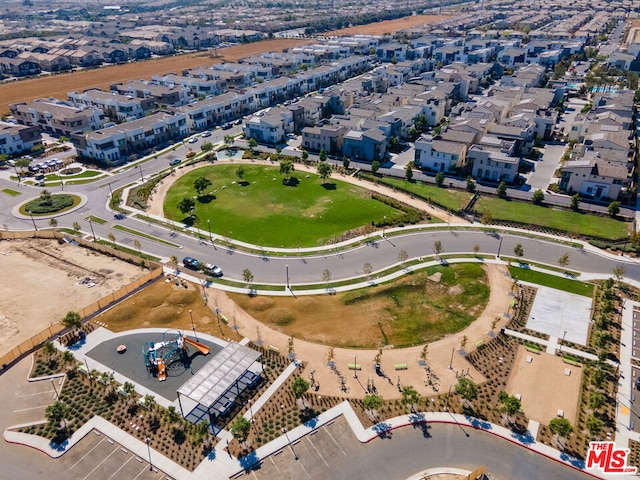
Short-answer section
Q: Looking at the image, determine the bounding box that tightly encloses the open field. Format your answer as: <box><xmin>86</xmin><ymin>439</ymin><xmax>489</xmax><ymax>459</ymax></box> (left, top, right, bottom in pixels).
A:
<box><xmin>324</xmin><ymin>14</ymin><xmax>448</xmax><ymax>36</ymax></box>
<box><xmin>0</xmin><ymin>238</ymin><xmax>148</xmax><ymax>358</ymax></box>
<box><xmin>0</xmin><ymin>39</ymin><xmax>308</xmax><ymax>114</ymax></box>
<box><xmin>229</xmin><ymin>263</ymin><xmax>490</xmax><ymax>348</ymax></box>
<box><xmin>509</xmin><ymin>266</ymin><xmax>595</xmax><ymax>297</ymax></box>
<box><xmin>163</xmin><ymin>164</ymin><xmax>405</xmax><ymax>247</ymax></box>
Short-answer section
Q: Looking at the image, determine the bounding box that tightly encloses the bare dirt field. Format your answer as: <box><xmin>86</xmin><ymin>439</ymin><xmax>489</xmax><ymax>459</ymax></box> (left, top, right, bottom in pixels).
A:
<box><xmin>505</xmin><ymin>345</ymin><xmax>582</xmax><ymax>425</ymax></box>
<box><xmin>0</xmin><ymin>238</ymin><xmax>148</xmax><ymax>358</ymax></box>
<box><xmin>0</xmin><ymin>39</ymin><xmax>308</xmax><ymax>114</ymax></box>
<box><xmin>325</xmin><ymin>14</ymin><xmax>448</xmax><ymax>36</ymax></box>
<box><xmin>0</xmin><ymin>14</ymin><xmax>448</xmax><ymax>114</ymax></box>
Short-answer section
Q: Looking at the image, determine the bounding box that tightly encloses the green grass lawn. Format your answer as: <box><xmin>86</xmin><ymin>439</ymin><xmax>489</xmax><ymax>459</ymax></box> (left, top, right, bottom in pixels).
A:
<box><xmin>360</xmin><ymin>174</ymin><xmax>473</xmax><ymax>211</ymax></box>
<box><xmin>1</xmin><ymin>188</ymin><xmax>20</xmax><ymax>196</ymax></box>
<box><xmin>85</xmin><ymin>215</ymin><xmax>108</xmax><ymax>225</ymax></box>
<box><xmin>509</xmin><ymin>266</ymin><xmax>595</xmax><ymax>297</ymax></box>
<box><xmin>476</xmin><ymin>197</ymin><xmax>629</xmax><ymax>240</ymax></box>
<box><xmin>46</xmin><ymin>170</ymin><xmax>103</xmax><ymax>181</ymax></box>
<box><xmin>164</xmin><ymin>165</ymin><xmax>405</xmax><ymax>247</ymax></box>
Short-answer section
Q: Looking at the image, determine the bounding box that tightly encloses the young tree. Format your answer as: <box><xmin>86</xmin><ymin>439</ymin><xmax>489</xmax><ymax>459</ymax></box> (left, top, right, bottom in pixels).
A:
<box><xmin>322</xmin><ymin>269</ymin><xmax>331</xmax><ymax>284</ymax></box>
<box><xmin>558</xmin><ymin>252</ymin><xmax>570</xmax><ymax>270</ymax></box>
<box><xmin>235</xmin><ymin>166</ymin><xmax>245</xmax><ymax>181</ymax></box>
<box><xmin>363</xmin><ymin>262</ymin><xmax>373</xmax><ymax>277</ymax></box>
<box><xmin>549</xmin><ymin>417</ymin><xmax>573</xmax><ymax>448</ymax></box>
<box><xmin>301</xmin><ymin>149</ymin><xmax>309</xmax><ymax>164</ymax></box>
<box><xmin>223</xmin><ymin>134</ymin><xmax>234</xmax><ymax>146</ymax></box>
<box><xmin>107</xmin><ymin>232</ymin><xmax>115</xmax><ymax>243</ymax></box>
<box><xmin>586</xmin><ymin>415</ymin><xmax>604</xmax><ymax>437</ymax></box>
<box><xmin>363</xmin><ymin>394</ymin><xmax>383</xmax><ymax>412</ymax></box>
<box><xmin>201</xmin><ymin>142</ymin><xmax>213</xmax><ymax>152</ymax></box>
<box><xmin>480</xmin><ymin>209</ymin><xmax>493</xmax><ymax>225</ymax></box>
<box><xmin>178</xmin><ymin>197</ymin><xmax>196</xmax><ymax>216</ymax></box>
<box><xmin>318</xmin><ymin>148</ymin><xmax>328</xmax><ymax>162</ymax></box>
<box><xmin>589</xmin><ymin>392</ymin><xmax>605</xmax><ymax>412</ymax></box>
<box><xmin>435</xmin><ymin>171</ymin><xmax>445</xmax><ymax>187</ymax></box>
<box><xmin>532</xmin><ymin>189</ymin><xmax>544</xmax><ymax>205</ymax></box>
<box><xmin>513</xmin><ymin>243</ymin><xmax>524</xmax><ymax>258</ymax></box>
<box><xmin>279</xmin><ymin>158</ymin><xmax>294</xmax><ymax>183</ymax></box>
<box><xmin>72</xmin><ymin>221</ymin><xmax>81</xmax><ymax>232</ymax></box>
<box><xmin>317</xmin><ymin>161</ymin><xmax>331</xmax><ymax>184</ymax></box>
<box><xmin>62</xmin><ymin>311</ymin><xmax>82</xmax><ymax>330</ymax></box>
<box><xmin>608</xmin><ymin>201</ymin><xmax>621</xmax><ymax>217</ymax></box>
<box><xmin>433</xmin><ymin>240</ymin><xmax>443</xmax><ymax>258</ymax></box>
<box><xmin>473</xmin><ymin>244</ymin><xmax>480</xmax><ymax>255</ymax></box>
<box><xmin>404</xmin><ymin>163</ymin><xmax>413</xmax><ymax>182</ymax></box>
<box><xmin>133</xmin><ymin>239</ymin><xmax>142</xmax><ymax>253</ymax></box>
<box><xmin>342</xmin><ymin>155</ymin><xmax>350</xmax><ymax>170</ymax></box>
<box><xmin>613</xmin><ymin>265</ymin><xmax>626</xmax><ymax>281</ymax></box>
<box><xmin>371</xmin><ymin>160</ymin><xmax>380</xmax><ymax>174</ymax></box>
<box><xmin>460</xmin><ymin>335</ymin><xmax>468</xmax><ymax>351</ymax></box>
<box><xmin>401</xmin><ymin>386</ymin><xmax>420</xmax><ymax>412</ymax></box>
<box><xmin>397</xmin><ymin>249</ymin><xmax>409</xmax><ymax>264</ymax></box>
<box><xmin>242</xmin><ymin>269</ymin><xmax>254</xmax><ymax>285</ymax></box>
<box><xmin>247</xmin><ymin>137</ymin><xmax>258</xmax><ymax>153</ymax></box>
<box><xmin>466</xmin><ymin>175</ymin><xmax>476</xmax><ymax>192</ymax></box>
<box><xmin>497</xmin><ymin>181</ymin><xmax>507</xmax><ymax>198</ymax></box>
<box><xmin>45</xmin><ymin>401</ymin><xmax>68</xmax><ymax>430</ymax></box>
<box><xmin>194</xmin><ymin>176</ymin><xmax>212</xmax><ymax>196</ymax></box>
<box><xmin>498</xmin><ymin>391</ymin><xmax>521</xmax><ymax>425</ymax></box>
<box><xmin>49</xmin><ymin>217</ymin><xmax>58</xmax><ymax>228</ymax></box>
<box><xmin>570</xmin><ymin>193</ymin><xmax>580</xmax><ymax>211</ymax></box>
<box><xmin>231</xmin><ymin>417</ymin><xmax>251</xmax><ymax>447</ymax></box>
<box><xmin>291</xmin><ymin>377</ymin><xmax>310</xmax><ymax>408</ymax></box>
<box><xmin>455</xmin><ymin>377</ymin><xmax>478</xmax><ymax>402</ymax></box>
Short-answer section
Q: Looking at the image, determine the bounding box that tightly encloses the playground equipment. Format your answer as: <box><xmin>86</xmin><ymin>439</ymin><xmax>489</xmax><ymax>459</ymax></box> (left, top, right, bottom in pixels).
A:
<box><xmin>143</xmin><ymin>330</ymin><xmax>209</xmax><ymax>382</ymax></box>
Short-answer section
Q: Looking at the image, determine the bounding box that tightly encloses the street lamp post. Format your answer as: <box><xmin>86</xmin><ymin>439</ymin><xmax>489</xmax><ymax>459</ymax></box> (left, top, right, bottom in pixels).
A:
<box><xmin>107</xmin><ymin>182</ymin><xmax>114</xmax><ymax>198</ymax></box>
<box><xmin>58</xmin><ymin>172</ymin><xmax>63</xmax><ymax>191</ymax></box>
<box><xmin>382</xmin><ymin>215</ymin><xmax>386</xmax><ymax>237</ymax></box>
<box><xmin>138</xmin><ymin>164</ymin><xmax>144</xmax><ymax>182</ymax></box>
<box><xmin>189</xmin><ymin>309</ymin><xmax>198</xmax><ymax>341</ymax></box>
<box><xmin>87</xmin><ymin>219</ymin><xmax>96</xmax><ymax>241</ymax></box>
<box><xmin>51</xmin><ymin>379</ymin><xmax>59</xmax><ymax>400</ymax></box>
<box><xmin>497</xmin><ymin>235</ymin><xmax>503</xmax><ymax>258</ymax></box>
<box><xmin>445</xmin><ymin>384</ymin><xmax>452</xmax><ymax>412</ymax></box>
<box><xmin>145</xmin><ymin>437</ymin><xmax>153</xmax><ymax>471</ymax></box>
<box><xmin>353</xmin><ymin>354</ymin><xmax>357</xmax><ymax>379</ymax></box>
<box><xmin>282</xmin><ymin>427</ymin><xmax>298</xmax><ymax>460</ymax></box>
<box><xmin>207</xmin><ymin>219</ymin><xmax>213</xmax><ymax>243</ymax></box>
<box><xmin>28</xmin><ymin>210</ymin><xmax>38</xmax><ymax>231</ymax></box>
<box><xmin>248</xmin><ymin>400</ymin><xmax>259</xmax><ymax>440</ymax></box>
<box><xmin>448</xmin><ymin>347</ymin><xmax>455</xmax><ymax>370</ymax></box>
<box><xmin>285</xmin><ymin>264</ymin><xmax>289</xmax><ymax>290</ymax></box>
<box><xmin>559</xmin><ymin>330</ymin><xmax>567</xmax><ymax>353</ymax></box>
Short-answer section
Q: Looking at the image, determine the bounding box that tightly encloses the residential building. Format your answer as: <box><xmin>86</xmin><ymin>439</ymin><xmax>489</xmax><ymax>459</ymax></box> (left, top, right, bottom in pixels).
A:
<box><xmin>0</xmin><ymin>123</ymin><xmax>42</xmax><ymax>155</ymax></box>
<box><xmin>10</xmin><ymin>99</ymin><xmax>106</xmax><ymax>137</ymax></box>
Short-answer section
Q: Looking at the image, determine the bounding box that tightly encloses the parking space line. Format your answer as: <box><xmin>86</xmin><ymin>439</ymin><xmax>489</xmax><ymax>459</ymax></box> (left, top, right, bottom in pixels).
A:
<box><xmin>298</xmin><ymin>458</ymin><xmax>311</xmax><ymax>479</ymax></box>
<box><xmin>323</xmin><ymin>426</ymin><xmax>347</xmax><ymax>456</ymax></box>
<box><xmin>16</xmin><ymin>390</ymin><xmax>55</xmax><ymax>398</ymax></box>
<box><xmin>269</xmin><ymin>456</ymin><xmax>281</xmax><ymax>473</ymax></box>
<box><xmin>132</xmin><ymin>463</ymin><xmax>150</xmax><ymax>480</ymax></box>
<box><xmin>306</xmin><ymin>437</ymin><xmax>329</xmax><ymax>467</ymax></box>
<box><xmin>106</xmin><ymin>455</ymin><xmax>134</xmax><ymax>480</ymax></box>
<box><xmin>13</xmin><ymin>405</ymin><xmax>47</xmax><ymax>413</ymax></box>
<box><xmin>70</xmin><ymin>438</ymin><xmax>106</xmax><ymax>470</ymax></box>
<box><xmin>80</xmin><ymin>445</ymin><xmax>120</xmax><ymax>480</ymax></box>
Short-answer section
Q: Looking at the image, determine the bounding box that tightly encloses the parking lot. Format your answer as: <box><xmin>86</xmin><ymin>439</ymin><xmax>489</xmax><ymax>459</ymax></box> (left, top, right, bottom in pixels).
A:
<box><xmin>56</xmin><ymin>429</ymin><xmax>172</xmax><ymax>480</ymax></box>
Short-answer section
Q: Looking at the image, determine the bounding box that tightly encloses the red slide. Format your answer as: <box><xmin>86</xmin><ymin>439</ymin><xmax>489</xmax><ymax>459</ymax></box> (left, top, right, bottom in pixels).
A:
<box><xmin>184</xmin><ymin>337</ymin><xmax>210</xmax><ymax>355</ymax></box>
<box><xmin>157</xmin><ymin>358</ymin><xmax>166</xmax><ymax>382</ymax></box>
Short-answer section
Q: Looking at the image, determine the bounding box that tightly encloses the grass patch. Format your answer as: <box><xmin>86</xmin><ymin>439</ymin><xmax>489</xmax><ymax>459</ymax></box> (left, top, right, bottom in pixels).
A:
<box><xmin>164</xmin><ymin>165</ymin><xmax>405</xmax><ymax>247</ymax></box>
<box><xmin>501</xmin><ymin>256</ymin><xmax>580</xmax><ymax>277</ymax></box>
<box><xmin>112</xmin><ymin>225</ymin><xmax>181</xmax><ymax>248</ymax></box>
<box><xmin>85</xmin><ymin>215</ymin><xmax>108</xmax><ymax>225</ymax></box>
<box><xmin>46</xmin><ymin>170</ymin><xmax>102</xmax><ymax>181</ymax></box>
<box><xmin>20</xmin><ymin>193</ymin><xmax>79</xmax><ymax>215</ymax></box>
<box><xmin>359</xmin><ymin>173</ymin><xmax>473</xmax><ymax>211</ymax></box>
<box><xmin>475</xmin><ymin>197</ymin><xmax>629</xmax><ymax>240</ymax></box>
<box><xmin>230</xmin><ymin>263</ymin><xmax>490</xmax><ymax>348</ymax></box>
<box><xmin>509</xmin><ymin>266</ymin><xmax>594</xmax><ymax>297</ymax></box>
<box><xmin>2</xmin><ymin>188</ymin><xmax>20</xmax><ymax>196</ymax></box>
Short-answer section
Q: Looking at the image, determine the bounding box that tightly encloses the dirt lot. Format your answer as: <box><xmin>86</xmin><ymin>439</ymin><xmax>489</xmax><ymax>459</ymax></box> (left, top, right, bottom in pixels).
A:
<box><xmin>0</xmin><ymin>39</ymin><xmax>308</xmax><ymax>114</ymax></box>
<box><xmin>325</xmin><ymin>14</ymin><xmax>448</xmax><ymax>36</ymax></box>
<box><xmin>0</xmin><ymin>238</ymin><xmax>148</xmax><ymax>358</ymax></box>
<box><xmin>505</xmin><ymin>345</ymin><xmax>582</xmax><ymax>425</ymax></box>
<box><xmin>0</xmin><ymin>14</ymin><xmax>448</xmax><ymax>114</ymax></box>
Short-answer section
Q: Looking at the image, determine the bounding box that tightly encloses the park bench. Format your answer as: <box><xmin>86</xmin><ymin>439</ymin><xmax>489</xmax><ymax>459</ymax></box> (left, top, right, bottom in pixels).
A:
<box><xmin>525</xmin><ymin>344</ymin><xmax>542</xmax><ymax>354</ymax></box>
<box><xmin>347</xmin><ymin>363</ymin><xmax>361</xmax><ymax>371</ymax></box>
<box><xmin>562</xmin><ymin>356</ymin><xmax>581</xmax><ymax>367</ymax></box>
<box><xmin>475</xmin><ymin>340</ymin><xmax>485</xmax><ymax>348</ymax></box>
<box><xmin>268</xmin><ymin>345</ymin><xmax>280</xmax><ymax>353</ymax></box>
<box><xmin>394</xmin><ymin>363</ymin><xmax>408</xmax><ymax>371</ymax></box>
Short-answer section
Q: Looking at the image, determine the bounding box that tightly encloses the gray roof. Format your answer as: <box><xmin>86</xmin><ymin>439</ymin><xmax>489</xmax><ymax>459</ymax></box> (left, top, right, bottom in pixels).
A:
<box><xmin>177</xmin><ymin>342</ymin><xmax>261</xmax><ymax>408</ymax></box>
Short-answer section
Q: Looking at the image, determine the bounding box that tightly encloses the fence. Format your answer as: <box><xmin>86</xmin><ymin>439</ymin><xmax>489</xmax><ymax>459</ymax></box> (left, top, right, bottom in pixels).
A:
<box><xmin>0</xmin><ymin>232</ymin><xmax>164</xmax><ymax>372</ymax></box>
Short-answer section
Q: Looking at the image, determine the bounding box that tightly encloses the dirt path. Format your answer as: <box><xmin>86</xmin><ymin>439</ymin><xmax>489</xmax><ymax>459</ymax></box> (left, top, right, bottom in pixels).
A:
<box><xmin>209</xmin><ymin>262</ymin><xmax>513</xmax><ymax>400</ymax></box>
<box><xmin>324</xmin><ymin>14</ymin><xmax>448</xmax><ymax>36</ymax></box>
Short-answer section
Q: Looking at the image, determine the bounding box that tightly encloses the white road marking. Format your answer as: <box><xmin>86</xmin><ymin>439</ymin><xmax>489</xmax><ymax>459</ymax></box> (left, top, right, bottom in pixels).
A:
<box><xmin>106</xmin><ymin>455</ymin><xmax>134</xmax><ymax>480</ymax></box>
<box><xmin>69</xmin><ymin>438</ymin><xmax>106</xmax><ymax>470</ymax></box>
<box><xmin>307</xmin><ymin>436</ymin><xmax>329</xmax><ymax>467</ymax></box>
<box><xmin>80</xmin><ymin>445</ymin><xmax>120</xmax><ymax>480</ymax></box>
<box><xmin>323</xmin><ymin>426</ymin><xmax>347</xmax><ymax>456</ymax></box>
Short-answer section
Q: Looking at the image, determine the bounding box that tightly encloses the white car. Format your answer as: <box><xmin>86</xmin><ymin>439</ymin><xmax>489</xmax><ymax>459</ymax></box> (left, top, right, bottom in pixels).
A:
<box><xmin>204</xmin><ymin>263</ymin><xmax>223</xmax><ymax>277</ymax></box>
<box><xmin>188</xmin><ymin>137</ymin><xmax>198</xmax><ymax>144</ymax></box>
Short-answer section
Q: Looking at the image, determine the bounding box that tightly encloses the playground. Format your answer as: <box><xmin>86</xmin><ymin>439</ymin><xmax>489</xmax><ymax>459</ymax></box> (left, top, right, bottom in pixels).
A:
<box><xmin>86</xmin><ymin>331</ymin><xmax>222</xmax><ymax>402</ymax></box>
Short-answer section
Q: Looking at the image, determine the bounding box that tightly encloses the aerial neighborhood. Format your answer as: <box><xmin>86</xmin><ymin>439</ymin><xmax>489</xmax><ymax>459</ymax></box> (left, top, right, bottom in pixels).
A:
<box><xmin>2</xmin><ymin>0</ymin><xmax>640</xmax><ymax>479</ymax></box>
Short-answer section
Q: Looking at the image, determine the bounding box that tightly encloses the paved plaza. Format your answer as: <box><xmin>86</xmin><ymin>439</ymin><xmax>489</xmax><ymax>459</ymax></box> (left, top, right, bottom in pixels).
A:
<box><xmin>525</xmin><ymin>285</ymin><xmax>593</xmax><ymax>346</ymax></box>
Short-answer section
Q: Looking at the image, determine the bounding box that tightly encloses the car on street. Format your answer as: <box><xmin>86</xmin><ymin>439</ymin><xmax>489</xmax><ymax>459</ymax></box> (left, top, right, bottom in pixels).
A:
<box><xmin>169</xmin><ymin>158</ymin><xmax>181</xmax><ymax>166</ymax></box>
<box><xmin>221</xmin><ymin>122</ymin><xmax>232</xmax><ymax>130</ymax></box>
<box><xmin>182</xmin><ymin>257</ymin><xmax>200</xmax><ymax>270</ymax></box>
<box><xmin>202</xmin><ymin>131</ymin><xmax>211</xmax><ymax>137</ymax></box>
<box><xmin>188</xmin><ymin>137</ymin><xmax>198</xmax><ymax>144</ymax></box>
<box><xmin>203</xmin><ymin>263</ymin><xmax>223</xmax><ymax>277</ymax></box>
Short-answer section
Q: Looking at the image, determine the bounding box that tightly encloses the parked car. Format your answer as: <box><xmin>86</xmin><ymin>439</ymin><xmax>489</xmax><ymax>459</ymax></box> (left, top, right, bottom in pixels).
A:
<box><xmin>203</xmin><ymin>263</ymin><xmax>223</xmax><ymax>277</ymax></box>
<box><xmin>188</xmin><ymin>137</ymin><xmax>198</xmax><ymax>144</ymax></box>
<box><xmin>202</xmin><ymin>131</ymin><xmax>212</xmax><ymax>137</ymax></box>
<box><xmin>182</xmin><ymin>257</ymin><xmax>200</xmax><ymax>270</ymax></box>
